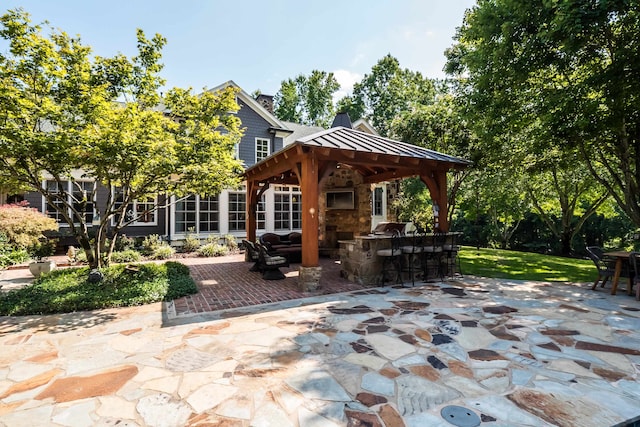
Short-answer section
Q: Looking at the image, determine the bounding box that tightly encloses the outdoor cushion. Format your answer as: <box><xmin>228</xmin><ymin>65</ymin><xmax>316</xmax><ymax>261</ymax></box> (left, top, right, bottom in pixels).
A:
<box><xmin>377</xmin><ymin>248</ymin><xmax>402</xmax><ymax>257</ymax></box>
<box><xmin>265</xmin><ymin>256</ymin><xmax>288</xmax><ymax>265</ymax></box>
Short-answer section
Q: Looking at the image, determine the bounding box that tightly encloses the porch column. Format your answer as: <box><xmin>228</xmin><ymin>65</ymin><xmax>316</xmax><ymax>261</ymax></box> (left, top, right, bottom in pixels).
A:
<box><xmin>300</xmin><ymin>153</ymin><xmax>319</xmax><ymax>266</ymax></box>
<box><xmin>299</xmin><ymin>151</ymin><xmax>321</xmax><ymax>291</ymax></box>
<box><xmin>246</xmin><ymin>179</ymin><xmax>257</xmax><ymax>243</ymax></box>
<box><xmin>420</xmin><ymin>170</ymin><xmax>449</xmax><ymax>232</ymax></box>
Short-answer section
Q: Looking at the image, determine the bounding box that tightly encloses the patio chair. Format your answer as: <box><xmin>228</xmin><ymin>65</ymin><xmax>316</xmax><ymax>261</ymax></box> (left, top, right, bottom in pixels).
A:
<box><xmin>377</xmin><ymin>230</ymin><xmax>403</xmax><ymax>286</ymax></box>
<box><xmin>256</xmin><ymin>243</ymin><xmax>289</xmax><ymax>280</ymax></box>
<box><xmin>242</xmin><ymin>240</ymin><xmax>261</xmax><ymax>272</ymax></box>
<box><xmin>443</xmin><ymin>233</ymin><xmax>462</xmax><ymax>278</ymax></box>
<box><xmin>401</xmin><ymin>229</ymin><xmax>425</xmax><ymax>287</ymax></box>
<box><xmin>422</xmin><ymin>232</ymin><xmax>446</xmax><ymax>281</ymax></box>
<box><xmin>629</xmin><ymin>251</ymin><xmax>640</xmax><ymax>301</ymax></box>
<box><xmin>586</xmin><ymin>246</ymin><xmax>617</xmax><ymax>290</ymax></box>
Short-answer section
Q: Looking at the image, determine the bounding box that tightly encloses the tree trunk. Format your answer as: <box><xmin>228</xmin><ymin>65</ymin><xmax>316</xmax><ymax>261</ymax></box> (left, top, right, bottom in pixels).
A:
<box><xmin>560</xmin><ymin>230</ymin><xmax>573</xmax><ymax>256</ymax></box>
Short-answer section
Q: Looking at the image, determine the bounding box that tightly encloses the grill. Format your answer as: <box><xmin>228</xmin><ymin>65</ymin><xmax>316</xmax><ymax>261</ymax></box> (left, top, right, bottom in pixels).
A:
<box><xmin>371</xmin><ymin>222</ymin><xmax>414</xmax><ymax>236</ymax></box>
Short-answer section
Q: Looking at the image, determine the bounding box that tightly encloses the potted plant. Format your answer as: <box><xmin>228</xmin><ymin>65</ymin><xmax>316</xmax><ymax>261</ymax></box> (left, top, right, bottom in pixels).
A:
<box><xmin>28</xmin><ymin>239</ymin><xmax>57</xmax><ymax>278</ymax></box>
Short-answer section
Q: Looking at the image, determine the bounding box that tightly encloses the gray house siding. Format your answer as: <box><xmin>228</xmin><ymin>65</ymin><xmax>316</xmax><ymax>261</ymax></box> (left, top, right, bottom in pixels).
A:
<box><xmin>20</xmin><ymin>182</ymin><xmax>166</xmax><ymax>240</ymax></box>
<box><xmin>236</xmin><ymin>99</ymin><xmax>284</xmax><ymax>166</ymax></box>
<box><xmin>23</xmin><ymin>191</ymin><xmax>41</xmax><ymax>209</ymax></box>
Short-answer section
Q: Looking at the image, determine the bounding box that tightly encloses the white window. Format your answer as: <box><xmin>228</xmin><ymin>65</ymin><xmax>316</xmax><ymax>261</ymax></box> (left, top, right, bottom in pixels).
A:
<box><xmin>373</xmin><ymin>186</ymin><xmax>384</xmax><ymax>216</ymax></box>
<box><xmin>175</xmin><ymin>195</ymin><xmax>196</xmax><ymax>233</ymax></box>
<box><xmin>44</xmin><ymin>180</ymin><xmax>68</xmax><ymax>223</ymax></box>
<box><xmin>256</xmin><ymin>195</ymin><xmax>266</xmax><ymax>231</ymax></box>
<box><xmin>255</xmin><ymin>138</ymin><xmax>270</xmax><ymax>163</ymax></box>
<box><xmin>198</xmin><ymin>195</ymin><xmax>219</xmax><ymax>233</ymax></box>
<box><xmin>228</xmin><ymin>192</ymin><xmax>246</xmax><ymax>231</ymax></box>
<box><xmin>113</xmin><ymin>188</ymin><xmax>157</xmax><ymax>226</ymax></box>
<box><xmin>174</xmin><ymin>195</ymin><xmax>219</xmax><ymax>233</ymax></box>
<box><xmin>44</xmin><ymin>180</ymin><xmax>95</xmax><ymax>225</ymax></box>
<box><xmin>274</xmin><ymin>186</ymin><xmax>302</xmax><ymax>231</ymax></box>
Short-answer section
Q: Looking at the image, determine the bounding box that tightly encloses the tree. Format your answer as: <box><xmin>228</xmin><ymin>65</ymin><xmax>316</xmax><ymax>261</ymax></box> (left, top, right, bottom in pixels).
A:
<box><xmin>390</xmin><ymin>88</ymin><xmax>477</xmax><ymax>226</ymax></box>
<box><xmin>456</xmin><ymin>168</ymin><xmax>530</xmax><ymax>249</ymax></box>
<box><xmin>335</xmin><ymin>95</ymin><xmax>365</xmax><ymax>126</ymax></box>
<box><xmin>446</xmin><ymin>0</ymin><xmax>640</xmax><ymax>228</ymax></box>
<box><xmin>0</xmin><ymin>9</ymin><xmax>244</xmax><ymax>270</ymax></box>
<box><xmin>273</xmin><ymin>78</ymin><xmax>300</xmax><ymax>123</ymax></box>
<box><xmin>273</xmin><ymin>70</ymin><xmax>339</xmax><ymax>127</ymax></box>
<box><xmin>350</xmin><ymin>54</ymin><xmax>436</xmax><ymax>137</ymax></box>
<box><xmin>523</xmin><ymin>151</ymin><xmax>610</xmax><ymax>255</ymax></box>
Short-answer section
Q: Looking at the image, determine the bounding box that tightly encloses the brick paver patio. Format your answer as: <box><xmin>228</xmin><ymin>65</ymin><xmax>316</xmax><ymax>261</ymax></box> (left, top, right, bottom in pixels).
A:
<box><xmin>175</xmin><ymin>253</ymin><xmax>366</xmax><ymax>315</ymax></box>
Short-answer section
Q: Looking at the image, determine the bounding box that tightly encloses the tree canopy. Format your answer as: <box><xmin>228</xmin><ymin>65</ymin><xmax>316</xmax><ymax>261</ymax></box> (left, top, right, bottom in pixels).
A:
<box><xmin>350</xmin><ymin>54</ymin><xmax>436</xmax><ymax>137</ymax></box>
<box><xmin>0</xmin><ymin>9</ymin><xmax>244</xmax><ymax>269</ymax></box>
<box><xmin>446</xmin><ymin>0</ymin><xmax>640</xmax><ymax>228</ymax></box>
<box><xmin>273</xmin><ymin>70</ymin><xmax>340</xmax><ymax>127</ymax></box>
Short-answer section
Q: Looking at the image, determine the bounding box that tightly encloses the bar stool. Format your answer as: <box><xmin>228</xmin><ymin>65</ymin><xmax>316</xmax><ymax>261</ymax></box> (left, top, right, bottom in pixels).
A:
<box><xmin>401</xmin><ymin>229</ymin><xmax>424</xmax><ymax>286</ymax></box>
<box><xmin>443</xmin><ymin>233</ymin><xmax>462</xmax><ymax>278</ymax></box>
<box><xmin>422</xmin><ymin>232</ymin><xmax>445</xmax><ymax>281</ymax></box>
<box><xmin>377</xmin><ymin>231</ymin><xmax>403</xmax><ymax>285</ymax></box>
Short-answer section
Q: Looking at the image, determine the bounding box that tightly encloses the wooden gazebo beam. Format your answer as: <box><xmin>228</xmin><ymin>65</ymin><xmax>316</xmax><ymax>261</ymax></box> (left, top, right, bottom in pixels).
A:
<box><xmin>420</xmin><ymin>170</ymin><xmax>449</xmax><ymax>232</ymax></box>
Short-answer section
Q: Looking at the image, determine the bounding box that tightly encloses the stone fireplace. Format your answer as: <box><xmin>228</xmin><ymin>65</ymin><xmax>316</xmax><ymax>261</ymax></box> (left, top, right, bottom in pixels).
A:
<box><xmin>318</xmin><ymin>168</ymin><xmax>370</xmax><ymax>255</ymax></box>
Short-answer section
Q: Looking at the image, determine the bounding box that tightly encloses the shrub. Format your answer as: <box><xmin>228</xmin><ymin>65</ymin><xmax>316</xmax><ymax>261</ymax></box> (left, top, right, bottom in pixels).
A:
<box><xmin>0</xmin><ymin>233</ymin><xmax>30</xmax><ymax>268</ymax></box>
<box><xmin>206</xmin><ymin>234</ymin><xmax>220</xmax><ymax>245</ymax></box>
<box><xmin>0</xmin><ymin>204</ymin><xmax>58</xmax><ymax>249</ymax></box>
<box><xmin>114</xmin><ymin>234</ymin><xmax>136</xmax><ymax>252</ymax></box>
<box><xmin>30</xmin><ymin>239</ymin><xmax>56</xmax><ymax>261</ymax></box>
<box><xmin>75</xmin><ymin>250</ymin><xmax>88</xmax><ymax>263</ymax></box>
<box><xmin>182</xmin><ymin>228</ymin><xmax>201</xmax><ymax>253</ymax></box>
<box><xmin>141</xmin><ymin>234</ymin><xmax>163</xmax><ymax>255</ymax></box>
<box><xmin>0</xmin><ymin>261</ymin><xmax>197</xmax><ymax>315</ymax></box>
<box><xmin>224</xmin><ymin>234</ymin><xmax>238</xmax><ymax>251</ymax></box>
<box><xmin>152</xmin><ymin>245</ymin><xmax>175</xmax><ymax>260</ymax></box>
<box><xmin>110</xmin><ymin>250</ymin><xmax>142</xmax><ymax>263</ymax></box>
<box><xmin>197</xmin><ymin>243</ymin><xmax>228</xmax><ymax>257</ymax></box>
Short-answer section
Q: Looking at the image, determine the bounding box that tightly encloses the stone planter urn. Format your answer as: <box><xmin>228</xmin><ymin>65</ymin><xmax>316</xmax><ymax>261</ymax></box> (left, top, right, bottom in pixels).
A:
<box><xmin>28</xmin><ymin>260</ymin><xmax>57</xmax><ymax>278</ymax></box>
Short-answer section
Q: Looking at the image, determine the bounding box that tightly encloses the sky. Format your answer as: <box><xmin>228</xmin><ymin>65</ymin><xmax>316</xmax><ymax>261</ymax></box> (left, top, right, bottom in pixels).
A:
<box><xmin>2</xmin><ymin>1</ymin><xmax>476</xmax><ymax>99</ymax></box>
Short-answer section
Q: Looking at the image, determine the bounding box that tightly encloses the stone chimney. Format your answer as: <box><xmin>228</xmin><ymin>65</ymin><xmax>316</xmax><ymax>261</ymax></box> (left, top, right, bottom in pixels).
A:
<box><xmin>331</xmin><ymin>112</ymin><xmax>352</xmax><ymax>129</ymax></box>
<box><xmin>256</xmin><ymin>94</ymin><xmax>274</xmax><ymax>113</ymax></box>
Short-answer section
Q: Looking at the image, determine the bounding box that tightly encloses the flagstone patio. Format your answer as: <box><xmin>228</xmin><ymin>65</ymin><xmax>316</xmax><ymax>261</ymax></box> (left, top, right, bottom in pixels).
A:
<box><xmin>1</xmin><ymin>255</ymin><xmax>640</xmax><ymax>426</ymax></box>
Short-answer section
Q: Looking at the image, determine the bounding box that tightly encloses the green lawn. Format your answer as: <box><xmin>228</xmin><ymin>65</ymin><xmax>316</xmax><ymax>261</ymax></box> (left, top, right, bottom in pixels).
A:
<box><xmin>458</xmin><ymin>246</ymin><xmax>596</xmax><ymax>283</ymax></box>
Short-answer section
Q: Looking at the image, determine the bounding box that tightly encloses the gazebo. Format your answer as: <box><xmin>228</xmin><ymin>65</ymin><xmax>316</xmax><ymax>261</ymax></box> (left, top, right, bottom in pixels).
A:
<box><xmin>243</xmin><ymin>126</ymin><xmax>471</xmax><ymax>288</ymax></box>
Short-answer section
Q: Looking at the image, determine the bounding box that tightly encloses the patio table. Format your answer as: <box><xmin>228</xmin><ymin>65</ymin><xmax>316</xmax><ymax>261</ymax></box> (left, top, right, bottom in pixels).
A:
<box><xmin>604</xmin><ymin>250</ymin><xmax>633</xmax><ymax>295</ymax></box>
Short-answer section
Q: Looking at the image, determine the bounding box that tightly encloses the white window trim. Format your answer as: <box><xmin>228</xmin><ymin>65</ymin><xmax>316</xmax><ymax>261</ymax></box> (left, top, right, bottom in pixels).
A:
<box><xmin>42</xmin><ymin>179</ymin><xmax>96</xmax><ymax>227</ymax></box>
<box><xmin>114</xmin><ymin>197</ymin><xmax>159</xmax><ymax>227</ymax></box>
<box><xmin>371</xmin><ymin>184</ymin><xmax>388</xmax><ymax>231</ymax></box>
<box><xmin>255</xmin><ymin>137</ymin><xmax>270</xmax><ymax>163</ymax></box>
<box><xmin>227</xmin><ymin>190</ymin><xmax>247</xmax><ymax>233</ymax></box>
<box><xmin>273</xmin><ymin>185</ymin><xmax>302</xmax><ymax>232</ymax></box>
<box><xmin>170</xmin><ymin>194</ymin><xmax>220</xmax><ymax>238</ymax></box>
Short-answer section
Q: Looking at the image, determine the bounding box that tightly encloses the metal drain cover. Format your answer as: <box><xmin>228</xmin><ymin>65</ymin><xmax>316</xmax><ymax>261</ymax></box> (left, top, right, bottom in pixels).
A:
<box><xmin>440</xmin><ymin>405</ymin><xmax>481</xmax><ymax>427</ymax></box>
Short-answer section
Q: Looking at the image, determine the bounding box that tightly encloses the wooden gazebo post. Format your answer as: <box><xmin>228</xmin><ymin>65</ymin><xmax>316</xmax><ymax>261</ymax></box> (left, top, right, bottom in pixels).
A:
<box><xmin>298</xmin><ymin>150</ymin><xmax>322</xmax><ymax>291</ymax></box>
<box><xmin>246</xmin><ymin>180</ymin><xmax>258</xmax><ymax>244</ymax></box>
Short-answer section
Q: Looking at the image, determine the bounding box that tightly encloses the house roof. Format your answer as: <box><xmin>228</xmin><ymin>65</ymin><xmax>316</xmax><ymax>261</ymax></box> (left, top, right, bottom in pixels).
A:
<box><xmin>352</xmin><ymin>118</ymin><xmax>378</xmax><ymax>135</ymax></box>
<box><xmin>282</xmin><ymin>121</ymin><xmax>325</xmax><ymax>146</ymax></box>
<box><xmin>207</xmin><ymin>80</ymin><xmax>291</xmax><ymax>133</ymax></box>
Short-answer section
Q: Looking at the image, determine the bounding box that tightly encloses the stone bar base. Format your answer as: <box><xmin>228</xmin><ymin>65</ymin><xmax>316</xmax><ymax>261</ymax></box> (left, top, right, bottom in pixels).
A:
<box><xmin>299</xmin><ymin>266</ymin><xmax>322</xmax><ymax>292</ymax></box>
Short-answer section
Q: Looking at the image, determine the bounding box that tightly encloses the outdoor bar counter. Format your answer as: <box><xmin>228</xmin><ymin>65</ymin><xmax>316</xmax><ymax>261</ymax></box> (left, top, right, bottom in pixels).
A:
<box><xmin>339</xmin><ymin>232</ymin><xmax>460</xmax><ymax>286</ymax></box>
